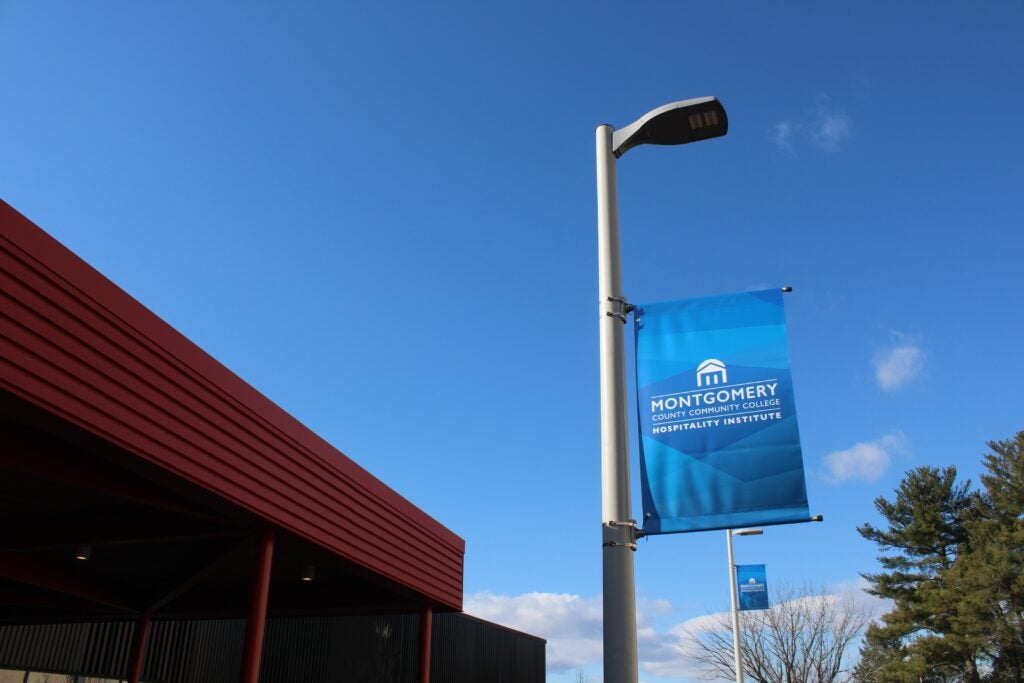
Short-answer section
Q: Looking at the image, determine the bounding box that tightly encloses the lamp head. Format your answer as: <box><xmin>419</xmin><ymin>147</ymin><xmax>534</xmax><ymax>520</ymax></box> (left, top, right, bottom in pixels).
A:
<box><xmin>612</xmin><ymin>97</ymin><xmax>728</xmax><ymax>158</ymax></box>
<box><xmin>732</xmin><ymin>528</ymin><xmax>763</xmax><ymax>537</ymax></box>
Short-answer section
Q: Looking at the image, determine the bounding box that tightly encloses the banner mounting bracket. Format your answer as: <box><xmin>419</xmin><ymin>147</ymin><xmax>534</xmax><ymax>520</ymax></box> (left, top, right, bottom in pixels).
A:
<box><xmin>603</xmin><ymin>541</ymin><xmax>638</xmax><ymax>551</ymax></box>
<box><xmin>605</xmin><ymin>296</ymin><xmax>635</xmax><ymax>324</ymax></box>
<box><xmin>603</xmin><ymin>519</ymin><xmax>641</xmax><ymax>550</ymax></box>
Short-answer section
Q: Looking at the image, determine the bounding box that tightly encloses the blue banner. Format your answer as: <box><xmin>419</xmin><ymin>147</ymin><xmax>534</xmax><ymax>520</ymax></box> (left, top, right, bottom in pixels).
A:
<box><xmin>634</xmin><ymin>289</ymin><xmax>809</xmax><ymax>534</ymax></box>
<box><xmin>736</xmin><ymin>564</ymin><xmax>769</xmax><ymax>611</ymax></box>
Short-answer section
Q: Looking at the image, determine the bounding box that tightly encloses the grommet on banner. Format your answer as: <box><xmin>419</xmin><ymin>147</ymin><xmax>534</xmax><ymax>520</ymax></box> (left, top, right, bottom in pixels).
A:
<box><xmin>781</xmin><ymin>286</ymin><xmax>793</xmax><ymax>293</ymax></box>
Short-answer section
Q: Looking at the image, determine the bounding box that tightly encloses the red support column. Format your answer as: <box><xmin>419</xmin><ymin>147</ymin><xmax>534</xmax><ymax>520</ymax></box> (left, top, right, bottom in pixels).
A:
<box><xmin>418</xmin><ymin>603</ymin><xmax>433</xmax><ymax>683</ymax></box>
<box><xmin>127</xmin><ymin>611</ymin><xmax>152</xmax><ymax>683</ymax></box>
<box><xmin>240</xmin><ymin>528</ymin><xmax>275</xmax><ymax>683</ymax></box>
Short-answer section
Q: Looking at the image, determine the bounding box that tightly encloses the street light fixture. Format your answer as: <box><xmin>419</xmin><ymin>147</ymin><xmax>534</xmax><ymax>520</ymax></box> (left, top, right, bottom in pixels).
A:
<box><xmin>595</xmin><ymin>97</ymin><xmax>728</xmax><ymax>683</ymax></box>
<box><xmin>612</xmin><ymin>97</ymin><xmax>729</xmax><ymax>158</ymax></box>
<box><xmin>727</xmin><ymin>528</ymin><xmax>763</xmax><ymax>683</ymax></box>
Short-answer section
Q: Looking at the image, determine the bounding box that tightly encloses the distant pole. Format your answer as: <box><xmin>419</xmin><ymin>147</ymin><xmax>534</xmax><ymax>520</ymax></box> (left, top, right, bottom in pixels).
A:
<box><xmin>596</xmin><ymin>123</ymin><xmax>639</xmax><ymax>683</ymax></box>
<box><xmin>727</xmin><ymin>530</ymin><xmax>744</xmax><ymax>683</ymax></box>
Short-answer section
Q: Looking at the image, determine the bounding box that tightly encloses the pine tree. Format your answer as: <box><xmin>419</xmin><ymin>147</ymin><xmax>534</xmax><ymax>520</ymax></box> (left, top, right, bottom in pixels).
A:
<box><xmin>852</xmin><ymin>624</ymin><xmax>904</xmax><ymax>682</ymax></box>
<box><xmin>853</xmin><ymin>623</ymin><xmax>961</xmax><ymax>683</ymax></box>
<box><xmin>858</xmin><ymin>466</ymin><xmax>981</xmax><ymax>681</ymax></box>
<box><xmin>949</xmin><ymin>433</ymin><xmax>1024</xmax><ymax>681</ymax></box>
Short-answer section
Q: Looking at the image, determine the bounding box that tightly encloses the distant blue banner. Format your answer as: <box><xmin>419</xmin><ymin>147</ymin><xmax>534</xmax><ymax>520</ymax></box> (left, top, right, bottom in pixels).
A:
<box><xmin>634</xmin><ymin>289</ymin><xmax>809</xmax><ymax>534</ymax></box>
<box><xmin>736</xmin><ymin>564</ymin><xmax>769</xmax><ymax>611</ymax></box>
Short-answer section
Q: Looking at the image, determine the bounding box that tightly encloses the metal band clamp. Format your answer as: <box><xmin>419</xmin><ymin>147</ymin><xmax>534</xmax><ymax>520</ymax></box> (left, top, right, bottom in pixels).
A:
<box><xmin>604</xmin><ymin>296</ymin><xmax>635</xmax><ymax>324</ymax></box>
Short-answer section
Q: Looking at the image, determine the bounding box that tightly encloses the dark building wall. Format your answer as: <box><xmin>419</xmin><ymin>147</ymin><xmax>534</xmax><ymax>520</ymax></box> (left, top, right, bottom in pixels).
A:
<box><xmin>259</xmin><ymin>615</ymin><xmax>420</xmax><ymax>683</ymax></box>
<box><xmin>431</xmin><ymin>613</ymin><xmax>546</xmax><ymax>683</ymax></box>
<box><xmin>143</xmin><ymin>619</ymin><xmax>246</xmax><ymax>683</ymax></box>
<box><xmin>0</xmin><ymin>621</ymin><xmax>135</xmax><ymax>677</ymax></box>
<box><xmin>0</xmin><ymin>613</ymin><xmax>545</xmax><ymax>683</ymax></box>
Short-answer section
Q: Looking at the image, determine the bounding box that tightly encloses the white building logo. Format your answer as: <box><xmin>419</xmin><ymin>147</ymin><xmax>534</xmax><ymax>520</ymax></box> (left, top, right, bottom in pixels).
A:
<box><xmin>696</xmin><ymin>358</ymin><xmax>727</xmax><ymax>387</ymax></box>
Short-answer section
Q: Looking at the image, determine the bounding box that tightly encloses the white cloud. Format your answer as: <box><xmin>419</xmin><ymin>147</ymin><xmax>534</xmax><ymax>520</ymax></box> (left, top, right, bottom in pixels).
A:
<box><xmin>829</xmin><ymin>577</ymin><xmax>893</xmax><ymax>620</ymax></box>
<box><xmin>822</xmin><ymin>431</ymin><xmax>910</xmax><ymax>483</ymax></box>
<box><xmin>873</xmin><ymin>341</ymin><xmax>924</xmax><ymax>391</ymax></box>
<box><xmin>810</xmin><ymin>113</ymin><xmax>852</xmax><ymax>152</ymax></box>
<box><xmin>769</xmin><ymin>121</ymin><xmax>794</xmax><ymax>151</ymax></box>
<box><xmin>769</xmin><ymin>95</ymin><xmax>852</xmax><ymax>153</ymax></box>
<box><xmin>468</xmin><ymin>580</ymin><xmax>887</xmax><ymax>680</ymax></box>
<box><xmin>465</xmin><ymin>591</ymin><xmax>603</xmax><ymax>671</ymax></box>
<box><xmin>465</xmin><ymin>592</ymin><xmax>679</xmax><ymax>674</ymax></box>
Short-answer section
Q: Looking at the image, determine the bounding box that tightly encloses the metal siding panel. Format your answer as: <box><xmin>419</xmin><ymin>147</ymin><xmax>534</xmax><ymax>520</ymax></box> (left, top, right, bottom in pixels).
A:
<box><xmin>142</xmin><ymin>618</ymin><xmax>245</xmax><ymax>683</ymax></box>
<box><xmin>0</xmin><ymin>613</ymin><xmax>544</xmax><ymax>683</ymax></box>
<box><xmin>258</xmin><ymin>614</ymin><xmax>418</xmax><ymax>683</ymax></box>
<box><xmin>0</xmin><ymin>201</ymin><xmax>464</xmax><ymax>609</ymax></box>
<box><xmin>0</xmin><ymin>622</ymin><xmax>134</xmax><ymax>677</ymax></box>
<box><xmin>430</xmin><ymin>613</ymin><xmax>546</xmax><ymax>683</ymax></box>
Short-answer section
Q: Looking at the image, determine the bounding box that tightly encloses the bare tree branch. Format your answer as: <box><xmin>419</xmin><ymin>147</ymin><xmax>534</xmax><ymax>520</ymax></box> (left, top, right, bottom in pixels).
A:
<box><xmin>682</xmin><ymin>581</ymin><xmax>873</xmax><ymax>683</ymax></box>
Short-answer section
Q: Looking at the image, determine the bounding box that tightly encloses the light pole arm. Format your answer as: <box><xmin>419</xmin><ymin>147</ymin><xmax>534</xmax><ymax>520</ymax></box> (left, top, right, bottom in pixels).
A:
<box><xmin>596</xmin><ymin>123</ymin><xmax>639</xmax><ymax>683</ymax></box>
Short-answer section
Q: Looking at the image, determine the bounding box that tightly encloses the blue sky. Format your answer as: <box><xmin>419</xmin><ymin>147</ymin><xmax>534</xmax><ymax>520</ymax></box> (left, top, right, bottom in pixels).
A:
<box><xmin>2</xmin><ymin>2</ymin><xmax>1022</xmax><ymax>680</ymax></box>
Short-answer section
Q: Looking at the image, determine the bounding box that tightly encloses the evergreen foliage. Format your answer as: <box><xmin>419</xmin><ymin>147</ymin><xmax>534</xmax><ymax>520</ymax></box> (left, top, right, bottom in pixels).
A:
<box><xmin>857</xmin><ymin>431</ymin><xmax>1024</xmax><ymax>682</ymax></box>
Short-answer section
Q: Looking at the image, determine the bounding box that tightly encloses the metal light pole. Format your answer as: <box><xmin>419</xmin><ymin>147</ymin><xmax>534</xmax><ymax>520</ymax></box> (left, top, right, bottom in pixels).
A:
<box><xmin>595</xmin><ymin>97</ymin><xmax>728</xmax><ymax>683</ymax></box>
<box><xmin>727</xmin><ymin>528</ymin><xmax>763</xmax><ymax>683</ymax></box>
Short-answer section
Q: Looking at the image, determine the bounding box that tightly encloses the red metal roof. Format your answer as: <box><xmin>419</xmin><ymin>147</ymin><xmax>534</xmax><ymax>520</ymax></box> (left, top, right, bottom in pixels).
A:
<box><xmin>0</xmin><ymin>199</ymin><xmax>464</xmax><ymax>610</ymax></box>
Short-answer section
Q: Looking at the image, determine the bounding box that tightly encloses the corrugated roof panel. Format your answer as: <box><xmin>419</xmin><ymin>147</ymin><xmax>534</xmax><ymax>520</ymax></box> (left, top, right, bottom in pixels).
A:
<box><xmin>0</xmin><ymin>200</ymin><xmax>464</xmax><ymax>609</ymax></box>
